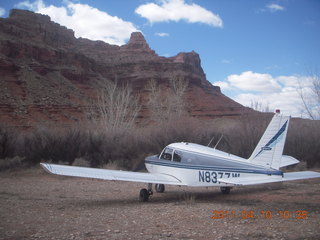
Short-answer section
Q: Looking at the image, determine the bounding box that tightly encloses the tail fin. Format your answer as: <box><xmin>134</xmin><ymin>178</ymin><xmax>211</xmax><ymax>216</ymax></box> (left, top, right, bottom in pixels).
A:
<box><xmin>248</xmin><ymin>112</ymin><xmax>290</xmax><ymax>170</ymax></box>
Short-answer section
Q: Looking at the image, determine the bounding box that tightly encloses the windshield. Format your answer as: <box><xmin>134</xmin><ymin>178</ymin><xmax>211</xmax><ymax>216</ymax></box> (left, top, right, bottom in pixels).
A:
<box><xmin>160</xmin><ymin>147</ymin><xmax>173</xmax><ymax>160</ymax></box>
<box><xmin>159</xmin><ymin>148</ymin><xmax>182</xmax><ymax>162</ymax></box>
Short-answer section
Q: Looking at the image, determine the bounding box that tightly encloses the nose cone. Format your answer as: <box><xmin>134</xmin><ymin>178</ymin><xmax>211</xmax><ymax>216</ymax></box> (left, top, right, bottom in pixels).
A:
<box><xmin>145</xmin><ymin>155</ymin><xmax>158</xmax><ymax>162</ymax></box>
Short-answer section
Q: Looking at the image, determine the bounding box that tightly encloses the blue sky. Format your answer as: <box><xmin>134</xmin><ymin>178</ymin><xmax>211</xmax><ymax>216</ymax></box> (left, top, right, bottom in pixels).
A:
<box><xmin>1</xmin><ymin>0</ymin><xmax>319</xmax><ymax>117</ymax></box>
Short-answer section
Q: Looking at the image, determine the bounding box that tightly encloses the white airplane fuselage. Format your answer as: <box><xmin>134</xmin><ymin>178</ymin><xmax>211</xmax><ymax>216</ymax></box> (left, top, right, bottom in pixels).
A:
<box><xmin>145</xmin><ymin>142</ymin><xmax>283</xmax><ymax>187</ymax></box>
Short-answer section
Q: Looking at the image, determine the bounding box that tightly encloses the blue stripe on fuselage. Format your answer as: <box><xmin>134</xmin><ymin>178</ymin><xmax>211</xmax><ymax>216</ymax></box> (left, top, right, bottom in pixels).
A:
<box><xmin>145</xmin><ymin>158</ymin><xmax>283</xmax><ymax>176</ymax></box>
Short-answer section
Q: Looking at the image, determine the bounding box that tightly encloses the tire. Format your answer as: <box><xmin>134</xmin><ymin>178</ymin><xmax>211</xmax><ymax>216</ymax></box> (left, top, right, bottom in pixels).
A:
<box><xmin>155</xmin><ymin>184</ymin><xmax>165</xmax><ymax>193</ymax></box>
<box><xmin>139</xmin><ymin>188</ymin><xmax>149</xmax><ymax>202</ymax></box>
<box><xmin>220</xmin><ymin>187</ymin><xmax>231</xmax><ymax>194</ymax></box>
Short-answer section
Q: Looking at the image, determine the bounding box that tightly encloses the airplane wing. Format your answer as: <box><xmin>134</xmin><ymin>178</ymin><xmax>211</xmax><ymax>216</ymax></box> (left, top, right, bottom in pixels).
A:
<box><xmin>218</xmin><ymin>171</ymin><xmax>320</xmax><ymax>186</ymax></box>
<box><xmin>40</xmin><ymin>163</ymin><xmax>185</xmax><ymax>185</ymax></box>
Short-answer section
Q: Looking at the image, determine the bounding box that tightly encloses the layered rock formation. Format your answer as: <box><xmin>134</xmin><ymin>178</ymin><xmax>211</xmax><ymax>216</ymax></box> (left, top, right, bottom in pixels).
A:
<box><xmin>0</xmin><ymin>9</ymin><xmax>250</xmax><ymax>128</ymax></box>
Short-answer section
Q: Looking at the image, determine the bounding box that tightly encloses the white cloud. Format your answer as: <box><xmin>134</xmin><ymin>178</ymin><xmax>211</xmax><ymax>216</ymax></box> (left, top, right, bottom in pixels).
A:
<box><xmin>227</xmin><ymin>71</ymin><xmax>282</xmax><ymax>92</ymax></box>
<box><xmin>234</xmin><ymin>90</ymin><xmax>303</xmax><ymax>117</ymax></box>
<box><xmin>155</xmin><ymin>32</ymin><xmax>169</xmax><ymax>37</ymax></box>
<box><xmin>221</xmin><ymin>59</ymin><xmax>231</xmax><ymax>64</ymax></box>
<box><xmin>214</xmin><ymin>81</ymin><xmax>231</xmax><ymax>90</ymax></box>
<box><xmin>220</xmin><ymin>71</ymin><xmax>315</xmax><ymax>117</ymax></box>
<box><xmin>15</xmin><ymin>0</ymin><xmax>139</xmax><ymax>45</ymax></box>
<box><xmin>135</xmin><ymin>0</ymin><xmax>223</xmax><ymax>27</ymax></box>
<box><xmin>266</xmin><ymin>3</ymin><xmax>285</xmax><ymax>12</ymax></box>
<box><xmin>15</xmin><ymin>0</ymin><xmax>45</xmax><ymax>11</ymax></box>
<box><xmin>0</xmin><ymin>7</ymin><xmax>6</xmax><ymax>17</ymax></box>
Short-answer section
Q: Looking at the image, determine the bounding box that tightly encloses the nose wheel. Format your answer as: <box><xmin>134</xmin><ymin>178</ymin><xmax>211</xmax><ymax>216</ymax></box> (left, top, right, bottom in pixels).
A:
<box><xmin>139</xmin><ymin>183</ymin><xmax>153</xmax><ymax>202</ymax></box>
<box><xmin>139</xmin><ymin>188</ymin><xmax>151</xmax><ymax>202</ymax></box>
<box><xmin>139</xmin><ymin>183</ymin><xmax>165</xmax><ymax>201</ymax></box>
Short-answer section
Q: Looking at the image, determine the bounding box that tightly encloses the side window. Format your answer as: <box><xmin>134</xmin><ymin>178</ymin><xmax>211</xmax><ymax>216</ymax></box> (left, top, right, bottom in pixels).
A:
<box><xmin>160</xmin><ymin>148</ymin><xmax>173</xmax><ymax>161</ymax></box>
<box><xmin>173</xmin><ymin>151</ymin><xmax>182</xmax><ymax>162</ymax></box>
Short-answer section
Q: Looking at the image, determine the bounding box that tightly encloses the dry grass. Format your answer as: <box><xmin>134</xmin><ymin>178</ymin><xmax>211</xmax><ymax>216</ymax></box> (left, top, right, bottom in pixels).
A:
<box><xmin>0</xmin><ymin>115</ymin><xmax>319</xmax><ymax>171</ymax></box>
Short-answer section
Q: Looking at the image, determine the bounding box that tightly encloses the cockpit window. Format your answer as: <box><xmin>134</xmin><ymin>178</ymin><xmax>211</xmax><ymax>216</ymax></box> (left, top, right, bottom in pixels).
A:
<box><xmin>160</xmin><ymin>147</ymin><xmax>173</xmax><ymax>161</ymax></box>
<box><xmin>173</xmin><ymin>151</ymin><xmax>182</xmax><ymax>162</ymax></box>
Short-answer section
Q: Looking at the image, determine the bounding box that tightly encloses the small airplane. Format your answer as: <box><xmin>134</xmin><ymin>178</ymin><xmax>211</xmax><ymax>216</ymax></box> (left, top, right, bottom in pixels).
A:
<box><xmin>41</xmin><ymin>110</ymin><xmax>320</xmax><ymax>201</ymax></box>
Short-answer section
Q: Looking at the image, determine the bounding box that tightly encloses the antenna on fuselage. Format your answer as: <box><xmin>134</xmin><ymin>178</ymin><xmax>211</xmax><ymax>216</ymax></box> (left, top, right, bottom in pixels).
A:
<box><xmin>214</xmin><ymin>135</ymin><xmax>224</xmax><ymax>149</ymax></box>
<box><xmin>207</xmin><ymin>136</ymin><xmax>214</xmax><ymax>147</ymax></box>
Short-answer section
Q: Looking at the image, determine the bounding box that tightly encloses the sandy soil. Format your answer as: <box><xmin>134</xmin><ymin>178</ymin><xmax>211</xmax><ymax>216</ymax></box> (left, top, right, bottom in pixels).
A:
<box><xmin>0</xmin><ymin>167</ymin><xmax>319</xmax><ymax>240</ymax></box>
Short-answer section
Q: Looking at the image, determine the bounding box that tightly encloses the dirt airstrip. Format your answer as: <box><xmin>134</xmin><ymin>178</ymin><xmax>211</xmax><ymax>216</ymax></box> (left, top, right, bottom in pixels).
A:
<box><xmin>0</xmin><ymin>167</ymin><xmax>319</xmax><ymax>240</ymax></box>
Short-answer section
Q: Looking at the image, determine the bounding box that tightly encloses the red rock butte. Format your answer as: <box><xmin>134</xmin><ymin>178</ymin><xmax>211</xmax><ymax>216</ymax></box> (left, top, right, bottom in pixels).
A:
<box><xmin>0</xmin><ymin>9</ymin><xmax>251</xmax><ymax>128</ymax></box>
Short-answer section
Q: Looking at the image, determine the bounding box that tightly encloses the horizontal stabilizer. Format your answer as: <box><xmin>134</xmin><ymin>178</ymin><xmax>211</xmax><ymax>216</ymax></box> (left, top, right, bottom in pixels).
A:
<box><xmin>41</xmin><ymin>163</ymin><xmax>185</xmax><ymax>185</ymax></box>
<box><xmin>280</xmin><ymin>155</ymin><xmax>299</xmax><ymax>168</ymax></box>
<box><xmin>218</xmin><ymin>171</ymin><xmax>320</xmax><ymax>186</ymax></box>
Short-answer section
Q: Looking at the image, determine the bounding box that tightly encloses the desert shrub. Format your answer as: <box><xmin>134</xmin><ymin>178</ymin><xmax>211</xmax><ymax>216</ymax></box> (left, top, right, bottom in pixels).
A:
<box><xmin>218</xmin><ymin>113</ymin><xmax>272</xmax><ymax>158</ymax></box>
<box><xmin>83</xmin><ymin>130</ymin><xmax>106</xmax><ymax>167</ymax></box>
<box><xmin>285</xmin><ymin>119</ymin><xmax>320</xmax><ymax>167</ymax></box>
<box><xmin>0</xmin><ymin>125</ymin><xmax>17</xmax><ymax>159</ymax></box>
<box><xmin>72</xmin><ymin>158</ymin><xmax>90</xmax><ymax>167</ymax></box>
<box><xmin>18</xmin><ymin>126</ymin><xmax>87</xmax><ymax>165</ymax></box>
<box><xmin>143</xmin><ymin>117</ymin><xmax>216</xmax><ymax>151</ymax></box>
<box><xmin>6</xmin><ymin>113</ymin><xmax>319</xmax><ymax>171</ymax></box>
<box><xmin>17</xmin><ymin>130</ymin><xmax>42</xmax><ymax>164</ymax></box>
<box><xmin>0</xmin><ymin>156</ymin><xmax>24</xmax><ymax>171</ymax></box>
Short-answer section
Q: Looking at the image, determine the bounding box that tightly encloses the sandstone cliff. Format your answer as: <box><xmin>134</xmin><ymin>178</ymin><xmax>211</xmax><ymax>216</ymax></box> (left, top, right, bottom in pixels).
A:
<box><xmin>0</xmin><ymin>9</ymin><xmax>250</xmax><ymax>128</ymax></box>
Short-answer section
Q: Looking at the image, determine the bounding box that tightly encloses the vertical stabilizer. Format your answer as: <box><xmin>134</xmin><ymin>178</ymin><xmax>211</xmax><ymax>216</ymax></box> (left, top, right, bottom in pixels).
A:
<box><xmin>248</xmin><ymin>112</ymin><xmax>290</xmax><ymax>170</ymax></box>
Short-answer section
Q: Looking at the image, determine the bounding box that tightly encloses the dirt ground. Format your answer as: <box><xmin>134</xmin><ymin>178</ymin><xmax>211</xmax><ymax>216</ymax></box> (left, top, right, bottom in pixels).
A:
<box><xmin>0</xmin><ymin>167</ymin><xmax>319</xmax><ymax>240</ymax></box>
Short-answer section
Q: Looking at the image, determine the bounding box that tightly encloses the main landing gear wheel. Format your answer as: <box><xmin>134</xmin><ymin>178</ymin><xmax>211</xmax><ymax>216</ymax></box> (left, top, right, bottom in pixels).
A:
<box><xmin>155</xmin><ymin>184</ymin><xmax>165</xmax><ymax>193</ymax></box>
<box><xmin>220</xmin><ymin>187</ymin><xmax>231</xmax><ymax>194</ymax></box>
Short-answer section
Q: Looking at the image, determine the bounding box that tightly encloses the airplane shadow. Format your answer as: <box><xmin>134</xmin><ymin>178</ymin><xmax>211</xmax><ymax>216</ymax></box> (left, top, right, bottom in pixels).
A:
<box><xmin>70</xmin><ymin>183</ymin><xmax>288</xmax><ymax>208</ymax></box>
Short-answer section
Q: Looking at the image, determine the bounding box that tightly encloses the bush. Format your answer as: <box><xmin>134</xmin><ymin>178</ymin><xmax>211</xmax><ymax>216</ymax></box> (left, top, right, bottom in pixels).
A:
<box><xmin>0</xmin><ymin>156</ymin><xmax>24</xmax><ymax>171</ymax></box>
<box><xmin>1</xmin><ymin>114</ymin><xmax>319</xmax><ymax>171</ymax></box>
<box><xmin>0</xmin><ymin>125</ymin><xmax>17</xmax><ymax>159</ymax></box>
<box><xmin>285</xmin><ymin>118</ymin><xmax>320</xmax><ymax>168</ymax></box>
<box><xmin>17</xmin><ymin>126</ymin><xmax>88</xmax><ymax>165</ymax></box>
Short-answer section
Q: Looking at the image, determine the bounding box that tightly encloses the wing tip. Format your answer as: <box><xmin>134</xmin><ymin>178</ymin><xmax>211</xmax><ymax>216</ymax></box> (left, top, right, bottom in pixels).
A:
<box><xmin>40</xmin><ymin>162</ymin><xmax>53</xmax><ymax>174</ymax></box>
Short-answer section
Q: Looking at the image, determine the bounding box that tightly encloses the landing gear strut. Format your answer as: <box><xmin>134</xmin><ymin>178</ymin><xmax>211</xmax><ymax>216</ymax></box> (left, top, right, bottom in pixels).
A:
<box><xmin>220</xmin><ymin>186</ymin><xmax>232</xmax><ymax>194</ymax></box>
<box><xmin>139</xmin><ymin>183</ymin><xmax>153</xmax><ymax>202</ymax></box>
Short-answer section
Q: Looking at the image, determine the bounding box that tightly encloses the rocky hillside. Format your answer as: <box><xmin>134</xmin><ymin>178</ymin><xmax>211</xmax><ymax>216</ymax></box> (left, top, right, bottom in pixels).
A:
<box><xmin>0</xmin><ymin>9</ymin><xmax>250</xmax><ymax>128</ymax></box>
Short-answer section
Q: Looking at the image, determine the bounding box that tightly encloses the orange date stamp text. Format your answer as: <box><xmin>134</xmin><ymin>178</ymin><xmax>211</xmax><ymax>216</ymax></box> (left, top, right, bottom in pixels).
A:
<box><xmin>211</xmin><ymin>210</ymin><xmax>309</xmax><ymax>220</ymax></box>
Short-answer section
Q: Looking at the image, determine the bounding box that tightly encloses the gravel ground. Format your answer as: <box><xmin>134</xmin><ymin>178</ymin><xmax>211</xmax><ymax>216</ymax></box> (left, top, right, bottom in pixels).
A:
<box><xmin>0</xmin><ymin>167</ymin><xmax>319</xmax><ymax>240</ymax></box>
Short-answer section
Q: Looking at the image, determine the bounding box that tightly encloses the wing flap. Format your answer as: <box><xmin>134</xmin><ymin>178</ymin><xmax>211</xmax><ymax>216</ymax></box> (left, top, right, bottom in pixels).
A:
<box><xmin>218</xmin><ymin>171</ymin><xmax>320</xmax><ymax>186</ymax></box>
<box><xmin>41</xmin><ymin>163</ymin><xmax>184</xmax><ymax>185</ymax></box>
<box><xmin>218</xmin><ymin>175</ymin><xmax>283</xmax><ymax>185</ymax></box>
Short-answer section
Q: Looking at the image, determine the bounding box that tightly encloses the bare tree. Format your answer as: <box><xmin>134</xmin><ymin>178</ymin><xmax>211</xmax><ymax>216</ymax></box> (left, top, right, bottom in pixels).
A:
<box><xmin>168</xmin><ymin>76</ymin><xmax>189</xmax><ymax>117</ymax></box>
<box><xmin>250</xmin><ymin>100</ymin><xmax>270</xmax><ymax>112</ymax></box>
<box><xmin>97</xmin><ymin>80</ymin><xmax>141</xmax><ymax>130</ymax></box>
<box><xmin>146</xmin><ymin>76</ymin><xmax>189</xmax><ymax>122</ymax></box>
<box><xmin>297</xmin><ymin>70</ymin><xmax>320</xmax><ymax>120</ymax></box>
<box><xmin>145</xmin><ymin>78</ymin><xmax>164</xmax><ymax>121</ymax></box>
